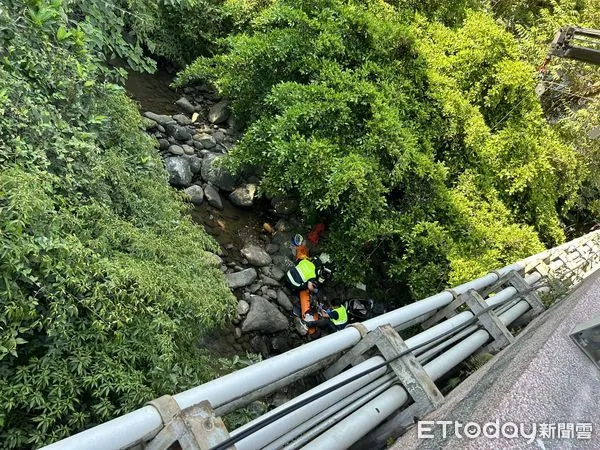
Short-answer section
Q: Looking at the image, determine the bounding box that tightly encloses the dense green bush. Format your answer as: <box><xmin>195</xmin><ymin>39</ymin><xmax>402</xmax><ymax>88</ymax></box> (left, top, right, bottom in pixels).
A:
<box><xmin>0</xmin><ymin>1</ymin><xmax>235</xmax><ymax>447</ymax></box>
<box><xmin>177</xmin><ymin>0</ymin><xmax>574</xmax><ymax>296</ymax></box>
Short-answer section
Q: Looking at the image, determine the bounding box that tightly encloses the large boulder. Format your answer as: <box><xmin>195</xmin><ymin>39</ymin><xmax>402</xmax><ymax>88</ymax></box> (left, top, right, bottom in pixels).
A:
<box><xmin>241</xmin><ymin>244</ymin><xmax>272</xmax><ymax>267</ymax></box>
<box><xmin>225</xmin><ymin>268</ymin><xmax>257</xmax><ymax>289</ymax></box>
<box><xmin>184</xmin><ymin>185</ymin><xmax>204</xmax><ymax>205</ymax></box>
<box><xmin>204</xmin><ymin>184</ymin><xmax>223</xmax><ymax>210</ymax></box>
<box><xmin>242</xmin><ymin>296</ymin><xmax>289</xmax><ymax>333</ymax></box>
<box><xmin>201</xmin><ymin>154</ymin><xmax>237</xmax><ymax>191</ymax></box>
<box><xmin>276</xmin><ymin>290</ymin><xmax>294</xmax><ymax>311</ymax></box>
<box><xmin>175</xmin><ymin>97</ymin><xmax>196</xmax><ymax>114</ymax></box>
<box><xmin>164</xmin><ymin>157</ymin><xmax>192</xmax><ymax>186</ymax></box>
<box><xmin>229</xmin><ymin>184</ymin><xmax>257</xmax><ymax>208</ymax></box>
<box><xmin>208</xmin><ymin>100</ymin><xmax>230</xmax><ymax>124</ymax></box>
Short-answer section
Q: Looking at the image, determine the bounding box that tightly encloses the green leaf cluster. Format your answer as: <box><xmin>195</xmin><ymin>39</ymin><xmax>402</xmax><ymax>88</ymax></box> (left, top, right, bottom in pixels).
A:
<box><xmin>177</xmin><ymin>0</ymin><xmax>584</xmax><ymax>298</ymax></box>
<box><xmin>0</xmin><ymin>1</ymin><xmax>234</xmax><ymax>447</ymax></box>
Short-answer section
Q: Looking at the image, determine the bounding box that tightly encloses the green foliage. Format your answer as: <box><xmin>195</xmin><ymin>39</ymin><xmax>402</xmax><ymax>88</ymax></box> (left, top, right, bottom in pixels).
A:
<box><xmin>179</xmin><ymin>1</ymin><xmax>574</xmax><ymax>297</ymax></box>
<box><xmin>0</xmin><ymin>1</ymin><xmax>235</xmax><ymax>447</ymax></box>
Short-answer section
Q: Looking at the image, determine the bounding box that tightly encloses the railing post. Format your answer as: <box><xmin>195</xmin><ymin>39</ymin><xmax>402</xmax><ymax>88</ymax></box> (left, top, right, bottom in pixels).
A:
<box><xmin>145</xmin><ymin>396</ymin><xmax>231</xmax><ymax>450</ymax></box>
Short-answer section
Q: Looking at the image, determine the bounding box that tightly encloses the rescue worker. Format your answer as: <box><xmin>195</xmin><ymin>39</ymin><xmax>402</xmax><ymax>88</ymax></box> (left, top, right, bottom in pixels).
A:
<box><xmin>285</xmin><ymin>234</ymin><xmax>320</xmax><ymax>294</ymax></box>
<box><xmin>307</xmin><ymin>298</ymin><xmax>348</xmax><ymax>333</ymax></box>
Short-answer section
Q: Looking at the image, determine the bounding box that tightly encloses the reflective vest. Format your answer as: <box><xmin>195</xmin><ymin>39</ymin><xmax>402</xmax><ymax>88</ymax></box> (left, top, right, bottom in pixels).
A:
<box><xmin>330</xmin><ymin>305</ymin><xmax>348</xmax><ymax>327</ymax></box>
<box><xmin>286</xmin><ymin>259</ymin><xmax>317</xmax><ymax>289</ymax></box>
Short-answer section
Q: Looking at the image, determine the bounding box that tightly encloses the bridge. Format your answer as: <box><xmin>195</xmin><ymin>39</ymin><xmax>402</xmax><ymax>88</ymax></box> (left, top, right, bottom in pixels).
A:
<box><xmin>43</xmin><ymin>231</ymin><xmax>600</xmax><ymax>450</ymax></box>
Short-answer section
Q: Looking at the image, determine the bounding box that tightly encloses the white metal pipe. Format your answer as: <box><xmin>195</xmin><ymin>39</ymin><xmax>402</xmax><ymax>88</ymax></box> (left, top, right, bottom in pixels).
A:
<box><xmin>282</xmin><ymin>379</ymin><xmax>397</xmax><ymax>450</ymax></box>
<box><xmin>265</xmin><ymin>375</ymin><xmax>396</xmax><ymax>450</ymax></box>
<box><xmin>301</xmin><ymin>299</ymin><xmax>533</xmax><ymax>450</ymax></box>
<box><xmin>231</xmin><ymin>356</ymin><xmax>388</xmax><ymax>450</ymax></box>
<box><xmin>417</xmin><ymin>324</ymin><xmax>479</xmax><ymax>364</ymax></box>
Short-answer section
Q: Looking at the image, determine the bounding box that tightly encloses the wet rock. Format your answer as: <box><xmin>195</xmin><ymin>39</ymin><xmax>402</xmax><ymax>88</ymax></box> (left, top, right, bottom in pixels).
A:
<box><xmin>184</xmin><ymin>185</ymin><xmax>204</xmax><ymax>205</ymax></box>
<box><xmin>173</xmin><ymin>113</ymin><xmax>192</xmax><ymax>126</ymax></box>
<box><xmin>229</xmin><ymin>184</ymin><xmax>256</xmax><ymax>208</ymax></box>
<box><xmin>168</xmin><ymin>144</ymin><xmax>184</xmax><ymax>155</ymax></box>
<box><xmin>175</xmin><ymin>97</ymin><xmax>196</xmax><ymax>114</ymax></box>
<box><xmin>188</xmin><ymin>155</ymin><xmax>203</xmax><ymax>174</ymax></box>
<box><xmin>270</xmin><ymin>267</ymin><xmax>285</xmax><ymax>281</ymax></box>
<box><xmin>204</xmin><ymin>184</ymin><xmax>223</xmax><ymax>210</ymax></box>
<box><xmin>266</xmin><ymin>244</ymin><xmax>280</xmax><ymax>255</ymax></box>
<box><xmin>201</xmin><ymin>154</ymin><xmax>237</xmax><ymax>191</ymax></box>
<box><xmin>194</xmin><ymin>133</ymin><xmax>217</xmax><ymax>149</ymax></box>
<box><xmin>225</xmin><ymin>268</ymin><xmax>257</xmax><ymax>289</ymax></box>
<box><xmin>144</xmin><ymin>111</ymin><xmax>174</xmax><ymax>125</ymax></box>
<box><xmin>241</xmin><ymin>244</ymin><xmax>272</xmax><ymax>267</ymax></box>
<box><xmin>277</xmin><ymin>290</ymin><xmax>293</xmax><ymax>311</ymax></box>
<box><xmin>237</xmin><ymin>300</ymin><xmax>250</xmax><ymax>316</ymax></box>
<box><xmin>164</xmin><ymin>157</ymin><xmax>192</xmax><ymax>186</ymax></box>
<box><xmin>209</xmin><ymin>100</ymin><xmax>230</xmax><ymax>124</ymax></box>
<box><xmin>242</xmin><ymin>296</ymin><xmax>288</xmax><ymax>333</ymax></box>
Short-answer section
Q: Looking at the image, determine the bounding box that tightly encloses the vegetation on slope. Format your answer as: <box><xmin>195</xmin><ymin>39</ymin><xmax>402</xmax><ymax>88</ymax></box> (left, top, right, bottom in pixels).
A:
<box><xmin>0</xmin><ymin>1</ymin><xmax>234</xmax><ymax>447</ymax></box>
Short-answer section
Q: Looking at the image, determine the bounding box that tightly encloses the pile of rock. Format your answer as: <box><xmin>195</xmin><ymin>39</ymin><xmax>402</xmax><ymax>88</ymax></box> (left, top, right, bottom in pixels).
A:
<box><xmin>144</xmin><ymin>92</ymin><xmax>313</xmax><ymax>356</ymax></box>
<box><xmin>143</xmin><ymin>96</ymin><xmax>257</xmax><ymax>210</ymax></box>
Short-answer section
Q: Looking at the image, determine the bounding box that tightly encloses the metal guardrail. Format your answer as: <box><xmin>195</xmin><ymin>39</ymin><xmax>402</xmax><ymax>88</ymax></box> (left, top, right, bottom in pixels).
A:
<box><xmin>42</xmin><ymin>230</ymin><xmax>600</xmax><ymax>450</ymax></box>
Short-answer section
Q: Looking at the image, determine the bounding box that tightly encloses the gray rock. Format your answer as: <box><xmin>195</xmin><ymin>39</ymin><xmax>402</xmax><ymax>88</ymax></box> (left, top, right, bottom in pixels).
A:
<box><xmin>168</xmin><ymin>144</ymin><xmax>184</xmax><ymax>155</ymax></box>
<box><xmin>201</xmin><ymin>154</ymin><xmax>237</xmax><ymax>191</ymax></box>
<box><xmin>271</xmin><ymin>336</ymin><xmax>291</xmax><ymax>353</ymax></box>
<box><xmin>246</xmin><ymin>294</ymin><xmax>267</xmax><ymax>304</ymax></box>
<box><xmin>188</xmin><ymin>155</ymin><xmax>203</xmax><ymax>174</ymax></box>
<box><xmin>266</xmin><ymin>244</ymin><xmax>280</xmax><ymax>255</ymax></box>
<box><xmin>213</xmin><ymin>130</ymin><xmax>225</xmax><ymax>142</ymax></box>
<box><xmin>158</xmin><ymin>139</ymin><xmax>170</xmax><ymax>150</ymax></box>
<box><xmin>248</xmin><ymin>283</ymin><xmax>262</xmax><ymax>294</ymax></box>
<box><xmin>209</xmin><ymin>100</ymin><xmax>230</xmax><ymax>124</ymax></box>
<box><xmin>270</xmin><ymin>266</ymin><xmax>285</xmax><ymax>281</ymax></box>
<box><xmin>229</xmin><ymin>184</ymin><xmax>257</xmax><ymax>208</ymax></box>
<box><xmin>241</xmin><ymin>244</ymin><xmax>272</xmax><ymax>267</ymax></box>
<box><xmin>204</xmin><ymin>184</ymin><xmax>223</xmax><ymax>210</ymax></box>
<box><xmin>261</xmin><ymin>276</ymin><xmax>280</xmax><ymax>287</ymax></box>
<box><xmin>242</xmin><ymin>296</ymin><xmax>288</xmax><ymax>333</ymax></box>
<box><xmin>260</xmin><ymin>266</ymin><xmax>271</xmax><ymax>276</ymax></box>
<box><xmin>273</xmin><ymin>255</ymin><xmax>295</xmax><ymax>273</ymax></box>
<box><xmin>234</xmin><ymin>327</ymin><xmax>243</xmax><ymax>339</ymax></box>
<box><xmin>174</xmin><ymin>127</ymin><xmax>192</xmax><ymax>142</ymax></box>
<box><xmin>266</xmin><ymin>289</ymin><xmax>277</xmax><ymax>300</ymax></box>
<box><xmin>183</xmin><ymin>185</ymin><xmax>204</xmax><ymax>205</ymax></box>
<box><xmin>175</xmin><ymin>97</ymin><xmax>196</xmax><ymax>114</ymax></box>
<box><xmin>194</xmin><ymin>133</ymin><xmax>217</xmax><ymax>149</ymax></box>
<box><xmin>225</xmin><ymin>268</ymin><xmax>258</xmax><ymax>289</ymax></box>
<box><xmin>237</xmin><ymin>300</ymin><xmax>250</xmax><ymax>316</ymax></box>
<box><xmin>173</xmin><ymin>113</ymin><xmax>192</xmax><ymax>126</ymax></box>
<box><xmin>165</xmin><ymin>122</ymin><xmax>179</xmax><ymax>136</ymax></box>
<box><xmin>164</xmin><ymin>157</ymin><xmax>192</xmax><ymax>186</ymax></box>
<box><xmin>276</xmin><ymin>290</ymin><xmax>293</xmax><ymax>311</ymax></box>
<box><xmin>182</xmin><ymin>144</ymin><xmax>195</xmax><ymax>155</ymax></box>
<box><xmin>144</xmin><ymin>111</ymin><xmax>173</xmax><ymax>125</ymax></box>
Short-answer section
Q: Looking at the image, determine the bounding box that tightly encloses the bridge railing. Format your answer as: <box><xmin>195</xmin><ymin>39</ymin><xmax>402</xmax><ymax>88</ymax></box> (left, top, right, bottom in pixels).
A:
<box><xmin>43</xmin><ymin>230</ymin><xmax>600</xmax><ymax>450</ymax></box>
